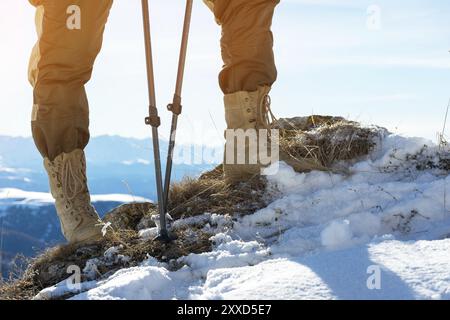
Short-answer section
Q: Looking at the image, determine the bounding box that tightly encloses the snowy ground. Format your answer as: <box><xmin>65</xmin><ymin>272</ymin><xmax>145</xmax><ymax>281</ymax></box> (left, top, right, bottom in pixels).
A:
<box><xmin>36</xmin><ymin>133</ymin><xmax>450</xmax><ymax>300</ymax></box>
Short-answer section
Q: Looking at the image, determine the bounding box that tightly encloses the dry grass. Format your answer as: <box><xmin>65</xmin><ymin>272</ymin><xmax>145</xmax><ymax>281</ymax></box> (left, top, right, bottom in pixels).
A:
<box><xmin>0</xmin><ymin>255</ymin><xmax>39</xmax><ymax>300</ymax></box>
<box><xmin>0</xmin><ymin>115</ymin><xmax>381</xmax><ymax>300</ymax></box>
<box><xmin>277</xmin><ymin>115</ymin><xmax>381</xmax><ymax>168</ymax></box>
<box><xmin>168</xmin><ymin>169</ymin><xmax>271</xmax><ymax>220</ymax></box>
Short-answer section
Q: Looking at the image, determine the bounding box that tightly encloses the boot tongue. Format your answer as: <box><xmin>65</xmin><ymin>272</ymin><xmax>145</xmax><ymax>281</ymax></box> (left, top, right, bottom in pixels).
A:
<box><xmin>62</xmin><ymin>153</ymin><xmax>85</xmax><ymax>201</ymax></box>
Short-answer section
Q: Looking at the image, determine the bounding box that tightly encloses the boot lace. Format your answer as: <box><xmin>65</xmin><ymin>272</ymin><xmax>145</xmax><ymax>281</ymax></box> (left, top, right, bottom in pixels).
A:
<box><xmin>61</xmin><ymin>153</ymin><xmax>86</xmax><ymax>201</ymax></box>
<box><xmin>257</xmin><ymin>91</ymin><xmax>278</xmax><ymax>133</ymax></box>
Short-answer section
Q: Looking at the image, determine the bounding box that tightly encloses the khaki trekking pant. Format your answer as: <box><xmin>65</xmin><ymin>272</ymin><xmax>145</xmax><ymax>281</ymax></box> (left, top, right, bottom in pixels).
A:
<box><xmin>29</xmin><ymin>0</ymin><xmax>279</xmax><ymax>160</ymax></box>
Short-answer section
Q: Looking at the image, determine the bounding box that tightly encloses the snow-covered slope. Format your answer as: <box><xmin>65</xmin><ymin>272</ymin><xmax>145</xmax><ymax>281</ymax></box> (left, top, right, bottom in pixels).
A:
<box><xmin>37</xmin><ymin>134</ymin><xmax>450</xmax><ymax>300</ymax></box>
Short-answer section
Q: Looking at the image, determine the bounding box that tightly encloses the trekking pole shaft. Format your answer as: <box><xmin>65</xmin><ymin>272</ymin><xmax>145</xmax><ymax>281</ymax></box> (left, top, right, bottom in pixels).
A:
<box><xmin>163</xmin><ymin>115</ymin><xmax>178</xmax><ymax>209</ymax></box>
<box><xmin>141</xmin><ymin>0</ymin><xmax>168</xmax><ymax>237</ymax></box>
<box><xmin>175</xmin><ymin>0</ymin><xmax>194</xmax><ymax>96</ymax></box>
<box><xmin>142</xmin><ymin>0</ymin><xmax>157</xmax><ymax>113</ymax></box>
<box><xmin>163</xmin><ymin>0</ymin><xmax>194</xmax><ymax>210</ymax></box>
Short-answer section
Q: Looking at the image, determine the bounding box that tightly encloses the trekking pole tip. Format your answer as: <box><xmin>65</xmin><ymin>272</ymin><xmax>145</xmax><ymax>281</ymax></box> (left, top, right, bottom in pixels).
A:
<box><xmin>153</xmin><ymin>229</ymin><xmax>177</xmax><ymax>243</ymax></box>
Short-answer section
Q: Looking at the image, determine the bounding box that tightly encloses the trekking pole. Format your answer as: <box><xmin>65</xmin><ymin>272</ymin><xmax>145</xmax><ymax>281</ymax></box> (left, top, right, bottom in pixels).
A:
<box><xmin>163</xmin><ymin>0</ymin><xmax>194</xmax><ymax>212</ymax></box>
<box><xmin>141</xmin><ymin>0</ymin><xmax>169</xmax><ymax>242</ymax></box>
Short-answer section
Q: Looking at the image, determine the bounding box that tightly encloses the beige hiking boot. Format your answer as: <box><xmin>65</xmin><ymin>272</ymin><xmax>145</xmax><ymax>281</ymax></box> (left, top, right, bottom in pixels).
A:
<box><xmin>223</xmin><ymin>86</ymin><xmax>326</xmax><ymax>184</ymax></box>
<box><xmin>44</xmin><ymin>149</ymin><xmax>103</xmax><ymax>245</ymax></box>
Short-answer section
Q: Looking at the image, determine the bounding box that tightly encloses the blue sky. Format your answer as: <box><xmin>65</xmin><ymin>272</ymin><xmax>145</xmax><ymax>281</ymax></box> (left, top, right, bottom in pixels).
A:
<box><xmin>0</xmin><ymin>0</ymin><xmax>449</xmax><ymax>145</ymax></box>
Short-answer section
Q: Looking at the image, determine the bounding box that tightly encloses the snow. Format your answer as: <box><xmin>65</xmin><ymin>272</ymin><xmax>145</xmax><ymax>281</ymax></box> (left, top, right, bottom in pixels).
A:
<box><xmin>139</xmin><ymin>227</ymin><xmax>159</xmax><ymax>239</ymax></box>
<box><xmin>74</xmin><ymin>266</ymin><xmax>176</xmax><ymax>300</ymax></box>
<box><xmin>83</xmin><ymin>246</ymin><xmax>131</xmax><ymax>281</ymax></box>
<box><xmin>0</xmin><ymin>188</ymin><xmax>151</xmax><ymax>214</ymax></box>
<box><xmin>0</xmin><ymin>188</ymin><xmax>151</xmax><ymax>219</ymax></box>
<box><xmin>36</xmin><ymin>133</ymin><xmax>450</xmax><ymax>300</ymax></box>
<box><xmin>34</xmin><ymin>279</ymin><xmax>98</xmax><ymax>300</ymax></box>
<box><xmin>121</xmin><ymin>158</ymin><xmax>151</xmax><ymax>166</ymax></box>
<box><xmin>91</xmin><ymin>194</ymin><xmax>150</xmax><ymax>203</ymax></box>
<box><xmin>67</xmin><ymin>238</ymin><xmax>450</xmax><ymax>300</ymax></box>
<box><xmin>0</xmin><ymin>188</ymin><xmax>55</xmax><ymax>205</ymax></box>
<box><xmin>320</xmin><ymin>220</ymin><xmax>354</xmax><ymax>250</ymax></box>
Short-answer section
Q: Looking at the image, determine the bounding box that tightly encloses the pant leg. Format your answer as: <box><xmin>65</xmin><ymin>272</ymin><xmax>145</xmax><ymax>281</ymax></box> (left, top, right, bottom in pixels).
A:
<box><xmin>28</xmin><ymin>0</ymin><xmax>113</xmax><ymax>160</ymax></box>
<box><xmin>207</xmin><ymin>0</ymin><xmax>279</xmax><ymax>94</ymax></box>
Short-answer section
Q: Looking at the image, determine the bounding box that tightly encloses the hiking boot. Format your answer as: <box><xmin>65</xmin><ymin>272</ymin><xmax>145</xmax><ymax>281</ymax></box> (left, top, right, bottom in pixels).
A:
<box><xmin>223</xmin><ymin>86</ymin><xmax>326</xmax><ymax>184</ymax></box>
<box><xmin>44</xmin><ymin>149</ymin><xmax>103</xmax><ymax>244</ymax></box>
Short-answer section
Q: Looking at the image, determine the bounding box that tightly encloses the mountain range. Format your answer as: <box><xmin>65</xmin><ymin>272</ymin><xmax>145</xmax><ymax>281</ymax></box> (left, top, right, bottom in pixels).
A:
<box><xmin>0</xmin><ymin>135</ymin><xmax>217</xmax><ymax>199</ymax></box>
<box><xmin>0</xmin><ymin>135</ymin><xmax>217</xmax><ymax>279</ymax></box>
